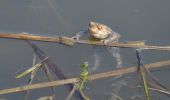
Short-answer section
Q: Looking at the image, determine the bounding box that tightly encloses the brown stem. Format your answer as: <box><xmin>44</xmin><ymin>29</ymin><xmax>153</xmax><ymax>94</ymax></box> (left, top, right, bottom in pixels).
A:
<box><xmin>0</xmin><ymin>59</ymin><xmax>170</xmax><ymax>94</ymax></box>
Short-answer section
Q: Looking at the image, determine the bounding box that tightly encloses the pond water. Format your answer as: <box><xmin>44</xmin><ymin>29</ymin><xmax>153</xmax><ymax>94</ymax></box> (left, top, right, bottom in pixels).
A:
<box><xmin>0</xmin><ymin>0</ymin><xmax>170</xmax><ymax>100</ymax></box>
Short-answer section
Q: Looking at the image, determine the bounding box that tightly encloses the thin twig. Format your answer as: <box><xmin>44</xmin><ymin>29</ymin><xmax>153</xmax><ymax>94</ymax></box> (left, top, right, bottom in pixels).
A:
<box><xmin>65</xmin><ymin>85</ymin><xmax>77</xmax><ymax>100</ymax></box>
<box><xmin>0</xmin><ymin>59</ymin><xmax>170</xmax><ymax>94</ymax></box>
<box><xmin>136</xmin><ymin>49</ymin><xmax>150</xmax><ymax>100</ymax></box>
<box><xmin>1</xmin><ymin>33</ymin><xmax>170</xmax><ymax>51</ymax></box>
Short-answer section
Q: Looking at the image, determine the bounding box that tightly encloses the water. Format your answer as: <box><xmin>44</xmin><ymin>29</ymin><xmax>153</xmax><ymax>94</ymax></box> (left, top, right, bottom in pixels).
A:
<box><xmin>0</xmin><ymin>0</ymin><xmax>170</xmax><ymax>100</ymax></box>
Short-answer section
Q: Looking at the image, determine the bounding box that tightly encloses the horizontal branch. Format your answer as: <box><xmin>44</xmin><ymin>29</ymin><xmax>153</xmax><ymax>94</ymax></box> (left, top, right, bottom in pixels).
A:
<box><xmin>0</xmin><ymin>59</ymin><xmax>170</xmax><ymax>95</ymax></box>
<box><xmin>0</xmin><ymin>32</ymin><xmax>170</xmax><ymax>51</ymax></box>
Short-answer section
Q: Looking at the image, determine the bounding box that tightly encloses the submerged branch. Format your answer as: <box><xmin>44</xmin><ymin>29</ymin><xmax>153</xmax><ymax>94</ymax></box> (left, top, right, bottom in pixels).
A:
<box><xmin>25</xmin><ymin>40</ymin><xmax>84</xmax><ymax>99</ymax></box>
<box><xmin>0</xmin><ymin>32</ymin><xmax>170</xmax><ymax>50</ymax></box>
<box><xmin>0</xmin><ymin>59</ymin><xmax>170</xmax><ymax>94</ymax></box>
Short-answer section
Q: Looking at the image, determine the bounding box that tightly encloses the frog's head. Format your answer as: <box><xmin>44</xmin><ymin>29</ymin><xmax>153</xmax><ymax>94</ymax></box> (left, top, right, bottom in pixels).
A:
<box><xmin>88</xmin><ymin>21</ymin><xmax>104</xmax><ymax>34</ymax></box>
<box><xmin>88</xmin><ymin>21</ymin><xmax>113</xmax><ymax>39</ymax></box>
<box><xmin>88</xmin><ymin>21</ymin><xmax>120</xmax><ymax>41</ymax></box>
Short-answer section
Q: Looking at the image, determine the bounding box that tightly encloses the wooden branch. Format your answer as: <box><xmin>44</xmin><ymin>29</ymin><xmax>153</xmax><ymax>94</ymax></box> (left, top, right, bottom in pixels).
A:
<box><xmin>0</xmin><ymin>33</ymin><xmax>60</xmax><ymax>42</ymax></box>
<box><xmin>0</xmin><ymin>32</ymin><xmax>170</xmax><ymax>51</ymax></box>
<box><xmin>0</xmin><ymin>59</ymin><xmax>170</xmax><ymax>95</ymax></box>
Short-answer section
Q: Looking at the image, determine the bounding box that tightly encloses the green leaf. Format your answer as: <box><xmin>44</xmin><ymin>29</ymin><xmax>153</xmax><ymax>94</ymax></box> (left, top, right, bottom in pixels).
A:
<box><xmin>16</xmin><ymin>63</ymin><xmax>42</xmax><ymax>78</ymax></box>
<box><xmin>141</xmin><ymin>69</ymin><xmax>150</xmax><ymax>100</ymax></box>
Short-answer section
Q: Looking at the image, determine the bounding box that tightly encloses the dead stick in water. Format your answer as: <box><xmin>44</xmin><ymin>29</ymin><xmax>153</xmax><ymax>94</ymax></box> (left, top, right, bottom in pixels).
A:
<box><xmin>0</xmin><ymin>32</ymin><xmax>144</xmax><ymax>45</ymax></box>
<box><xmin>0</xmin><ymin>59</ymin><xmax>170</xmax><ymax>95</ymax></box>
<box><xmin>0</xmin><ymin>32</ymin><xmax>170</xmax><ymax>51</ymax></box>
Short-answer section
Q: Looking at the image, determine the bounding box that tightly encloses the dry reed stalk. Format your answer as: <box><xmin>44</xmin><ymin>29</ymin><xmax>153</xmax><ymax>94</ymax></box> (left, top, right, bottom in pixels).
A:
<box><xmin>1</xmin><ymin>33</ymin><xmax>170</xmax><ymax>51</ymax></box>
<box><xmin>0</xmin><ymin>59</ymin><xmax>170</xmax><ymax>95</ymax></box>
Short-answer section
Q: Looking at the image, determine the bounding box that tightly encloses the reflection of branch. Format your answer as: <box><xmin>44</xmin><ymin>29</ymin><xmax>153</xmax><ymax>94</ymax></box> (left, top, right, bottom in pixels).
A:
<box><xmin>65</xmin><ymin>85</ymin><xmax>77</xmax><ymax>100</ymax></box>
<box><xmin>138</xmin><ymin>85</ymin><xmax>170</xmax><ymax>95</ymax></box>
<box><xmin>1</xmin><ymin>59</ymin><xmax>170</xmax><ymax>94</ymax></box>
<box><xmin>25</xmin><ymin>40</ymin><xmax>83</xmax><ymax>99</ymax></box>
<box><xmin>149</xmin><ymin>87</ymin><xmax>170</xmax><ymax>95</ymax></box>
<box><xmin>110</xmin><ymin>92</ymin><xmax>124</xmax><ymax>100</ymax></box>
<box><xmin>1</xmin><ymin>32</ymin><xmax>170</xmax><ymax>50</ymax></box>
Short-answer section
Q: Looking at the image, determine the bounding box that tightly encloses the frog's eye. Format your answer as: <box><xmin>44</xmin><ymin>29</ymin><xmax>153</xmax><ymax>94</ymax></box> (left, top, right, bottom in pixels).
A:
<box><xmin>89</xmin><ymin>21</ymin><xmax>94</xmax><ymax>26</ymax></box>
<box><xmin>89</xmin><ymin>23</ymin><xmax>92</xmax><ymax>26</ymax></box>
<box><xmin>97</xmin><ymin>25</ymin><xmax>102</xmax><ymax>30</ymax></box>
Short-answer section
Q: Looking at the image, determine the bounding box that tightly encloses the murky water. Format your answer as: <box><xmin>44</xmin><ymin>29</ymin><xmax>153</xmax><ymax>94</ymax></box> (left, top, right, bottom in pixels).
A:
<box><xmin>0</xmin><ymin>0</ymin><xmax>170</xmax><ymax>100</ymax></box>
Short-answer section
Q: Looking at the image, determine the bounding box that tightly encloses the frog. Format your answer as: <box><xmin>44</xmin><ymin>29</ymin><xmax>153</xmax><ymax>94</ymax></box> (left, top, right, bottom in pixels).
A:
<box><xmin>72</xmin><ymin>21</ymin><xmax>122</xmax><ymax>71</ymax></box>
<box><xmin>72</xmin><ymin>21</ymin><xmax>120</xmax><ymax>44</ymax></box>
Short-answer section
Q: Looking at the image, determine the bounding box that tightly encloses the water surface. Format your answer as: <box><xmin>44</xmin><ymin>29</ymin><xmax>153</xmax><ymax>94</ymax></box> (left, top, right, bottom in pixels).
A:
<box><xmin>0</xmin><ymin>0</ymin><xmax>170</xmax><ymax>100</ymax></box>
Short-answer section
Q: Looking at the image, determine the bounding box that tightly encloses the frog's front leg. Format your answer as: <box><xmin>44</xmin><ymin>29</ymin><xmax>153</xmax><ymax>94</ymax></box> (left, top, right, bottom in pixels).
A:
<box><xmin>72</xmin><ymin>30</ymin><xmax>88</xmax><ymax>40</ymax></box>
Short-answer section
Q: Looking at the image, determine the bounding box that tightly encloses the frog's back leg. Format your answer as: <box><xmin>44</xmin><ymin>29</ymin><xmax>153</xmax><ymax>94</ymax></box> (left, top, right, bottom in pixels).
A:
<box><xmin>107</xmin><ymin>32</ymin><xmax>122</xmax><ymax>68</ymax></box>
<box><xmin>90</xmin><ymin>46</ymin><xmax>105</xmax><ymax>71</ymax></box>
<box><xmin>107</xmin><ymin>47</ymin><xmax>122</xmax><ymax>68</ymax></box>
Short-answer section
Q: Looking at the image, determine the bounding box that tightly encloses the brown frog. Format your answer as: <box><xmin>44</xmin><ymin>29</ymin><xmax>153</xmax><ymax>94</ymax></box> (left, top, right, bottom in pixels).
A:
<box><xmin>88</xmin><ymin>22</ymin><xmax>122</xmax><ymax>70</ymax></box>
<box><xmin>72</xmin><ymin>21</ymin><xmax>122</xmax><ymax>71</ymax></box>
<box><xmin>73</xmin><ymin>21</ymin><xmax>120</xmax><ymax>43</ymax></box>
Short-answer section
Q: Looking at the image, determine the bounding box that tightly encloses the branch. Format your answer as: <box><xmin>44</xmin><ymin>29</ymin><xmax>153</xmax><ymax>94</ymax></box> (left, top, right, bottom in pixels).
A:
<box><xmin>0</xmin><ymin>32</ymin><xmax>170</xmax><ymax>51</ymax></box>
<box><xmin>0</xmin><ymin>59</ymin><xmax>170</xmax><ymax>94</ymax></box>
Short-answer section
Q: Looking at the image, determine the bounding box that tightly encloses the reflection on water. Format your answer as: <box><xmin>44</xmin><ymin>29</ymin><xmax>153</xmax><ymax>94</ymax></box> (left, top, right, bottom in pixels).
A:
<box><xmin>110</xmin><ymin>79</ymin><xmax>127</xmax><ymax>100</ymax></box>
<box><xmin>0</xmin><ymin>0</ymin><xmax>170</xmax><ymax>100</ymax></box>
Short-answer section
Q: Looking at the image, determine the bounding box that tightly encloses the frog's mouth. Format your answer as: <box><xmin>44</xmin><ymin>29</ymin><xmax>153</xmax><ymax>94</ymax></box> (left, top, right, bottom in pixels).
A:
<box><xmin>88</xmin><ymin>30</ymin><xmax>100</xmax><ymax>40</ymax></box>
<box><xmin>88</xmin><ymin>28</ymin><xmax>99</xmax><ymax>35</ymax></box>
